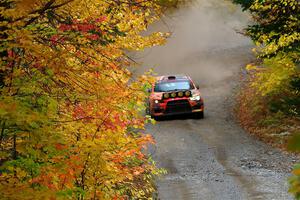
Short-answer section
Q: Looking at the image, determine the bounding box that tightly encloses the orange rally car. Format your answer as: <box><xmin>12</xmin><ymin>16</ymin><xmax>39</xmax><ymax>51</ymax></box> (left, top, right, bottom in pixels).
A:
<box><xmin>148</xmin><ymin>75</ymin><xmax>204</xmax><ymax>119</ymax></box>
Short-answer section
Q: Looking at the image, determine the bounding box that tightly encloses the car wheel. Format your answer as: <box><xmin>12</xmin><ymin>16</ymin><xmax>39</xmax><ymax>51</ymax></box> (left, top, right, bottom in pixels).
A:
<box><xmin>196</xmin><ymin>111</ymin><xmax>204</xmax><ymax>119</ymax></box>
<box><xmin>153</xmin><ymin>116</ymin><xmax>161</xmax><ymax>121</ymax></box>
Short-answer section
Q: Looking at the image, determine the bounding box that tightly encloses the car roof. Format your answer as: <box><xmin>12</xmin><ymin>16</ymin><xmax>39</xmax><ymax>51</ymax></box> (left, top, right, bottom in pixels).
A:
<box><xmin>156</xmin><ymin>75</ymin><xmax>191</xmax><ymax>83</ymax></box>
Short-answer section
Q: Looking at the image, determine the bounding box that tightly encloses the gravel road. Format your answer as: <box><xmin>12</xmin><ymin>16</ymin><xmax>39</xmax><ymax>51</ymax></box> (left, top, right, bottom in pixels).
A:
<box><xmin>133</xmin><ymin>0</ymin><xmax>296</xmax><ymax>199</ymax></box>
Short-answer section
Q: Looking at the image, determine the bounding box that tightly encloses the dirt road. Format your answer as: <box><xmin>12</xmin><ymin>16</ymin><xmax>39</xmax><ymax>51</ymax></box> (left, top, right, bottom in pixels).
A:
<box><xmin>134</xmin><ymin>0</ymin><xmax>296</xmax><ymax>199</ymax></box>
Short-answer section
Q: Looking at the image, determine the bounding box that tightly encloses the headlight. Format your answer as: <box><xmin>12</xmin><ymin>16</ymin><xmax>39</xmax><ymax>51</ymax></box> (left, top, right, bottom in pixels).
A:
<box><xmin>154</xmin><ymin>99</ymin><xmax>163</xmax><ymax>104</ymax></box>
<box><xmin>190</xmin><ymin>95</ymin><xmax>201</xmax><ymax>101</ymax></box>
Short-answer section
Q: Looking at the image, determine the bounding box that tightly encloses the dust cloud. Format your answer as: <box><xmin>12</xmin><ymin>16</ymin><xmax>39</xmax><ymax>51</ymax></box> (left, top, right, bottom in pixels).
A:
<box><xmin>131</xmin><ymin>0</ymin><xmax>253</xmax><ymax>86</ymax></box>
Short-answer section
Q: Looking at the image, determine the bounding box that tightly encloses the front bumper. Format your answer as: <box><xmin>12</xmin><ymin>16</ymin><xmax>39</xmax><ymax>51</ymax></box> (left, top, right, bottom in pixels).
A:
<box><xmin>150</xmin><ymin>98</ymin><xmax>204</xmax><ymax>117</ymax></box>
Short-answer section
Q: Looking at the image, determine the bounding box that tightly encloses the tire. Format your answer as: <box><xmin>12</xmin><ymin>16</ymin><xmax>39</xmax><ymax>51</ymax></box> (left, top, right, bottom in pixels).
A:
<box><xmin>196</xmin><ymin>111</ymin><xmax>204</xmax><ymax>119</ymax></box>
<box><xmin>153</xmin><ymin>116</ymin><xmax>161</xmax><ymax>121</ymax></box>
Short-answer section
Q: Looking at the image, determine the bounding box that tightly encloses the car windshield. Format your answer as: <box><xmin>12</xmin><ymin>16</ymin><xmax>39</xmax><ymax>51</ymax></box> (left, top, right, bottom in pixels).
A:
<box><xmin>154</xmin><ymin>81</ymin><xmax>193</xmax><ymax>92</ymax></box>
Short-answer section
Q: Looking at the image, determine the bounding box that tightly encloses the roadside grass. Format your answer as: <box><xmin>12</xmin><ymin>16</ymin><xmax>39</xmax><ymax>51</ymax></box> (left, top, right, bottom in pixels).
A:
<box><xmin>235</xmin><ymin>71</ymin><xmax>300</xmax><ymax>150</ymax></box>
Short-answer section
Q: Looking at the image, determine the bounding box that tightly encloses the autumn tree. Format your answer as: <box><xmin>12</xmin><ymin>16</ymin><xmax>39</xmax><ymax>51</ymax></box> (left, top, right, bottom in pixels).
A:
<box><xmin>234</xmin><ymin>0</ymin><xmax>300</xmax><ymax>118</ymax></box>
<box><xmin>232</xmin><ymin>0</ymin><xmax>254</xmax><ymax>10</ymax></box>
<box><xmin>233</xmin><ymin>0</ymin><xmax>300</xmax><ymax>198</ymax></box>
<box><xmin>0</xmin><ymin>0</ymin><xmax>167</xmax><ymax>199</ymax></box>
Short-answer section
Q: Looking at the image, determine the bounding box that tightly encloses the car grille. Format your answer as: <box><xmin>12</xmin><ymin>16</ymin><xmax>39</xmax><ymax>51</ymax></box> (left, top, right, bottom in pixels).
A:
<box><xmin>165</xmin><ymin>100</ymin><xmax>191</xmax><ymax>114</ymax></box>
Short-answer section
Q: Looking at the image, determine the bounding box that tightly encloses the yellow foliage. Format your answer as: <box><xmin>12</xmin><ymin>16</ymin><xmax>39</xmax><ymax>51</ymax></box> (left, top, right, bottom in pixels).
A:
<box><xmin>0</xmin><ymin>0</ymin><xmax>166</xmax><ymax>199</ymax></box>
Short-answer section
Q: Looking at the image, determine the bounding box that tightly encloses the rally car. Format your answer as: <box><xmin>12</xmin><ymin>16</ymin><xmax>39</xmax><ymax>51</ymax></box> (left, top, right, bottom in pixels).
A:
<box><xmin>148</xmin><ymin>75</ymin><xmax>204</xmax><ymax>119</ymax></box>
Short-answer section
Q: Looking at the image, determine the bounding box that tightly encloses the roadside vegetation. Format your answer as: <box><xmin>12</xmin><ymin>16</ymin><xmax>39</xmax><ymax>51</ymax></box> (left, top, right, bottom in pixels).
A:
<box><xmin>232</xmin><ymin>0</ymin><xmax>300</xmax><ymax>198</ymax></box>
<box><xmin>0</xmin><ymin>0</ymin><xmax>171</xmax><ymax>199</ymax></box>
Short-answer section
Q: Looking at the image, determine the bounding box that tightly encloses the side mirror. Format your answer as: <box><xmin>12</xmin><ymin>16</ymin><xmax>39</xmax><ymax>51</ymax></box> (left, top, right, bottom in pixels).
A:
<box><xmin>195</xmin><ymin>84</ymin><xmax>200</xmax><ymax>89</ymax></box>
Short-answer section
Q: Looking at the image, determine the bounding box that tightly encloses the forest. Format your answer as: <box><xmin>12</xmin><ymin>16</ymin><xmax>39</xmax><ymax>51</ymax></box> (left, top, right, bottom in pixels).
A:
<box><xmin>0</xmin><ymin>0</ymin><xmax>299</xmax><ymax>199</ymax></box>
<box><xmin>233</xmin><ymin>0</ymin><xmax>300</xmax><ymax>198</ymax></box>
<box><xmin>0</xmin><ymin>0</ymin><xmax>167</xmax><ymax>199</ymax></box>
